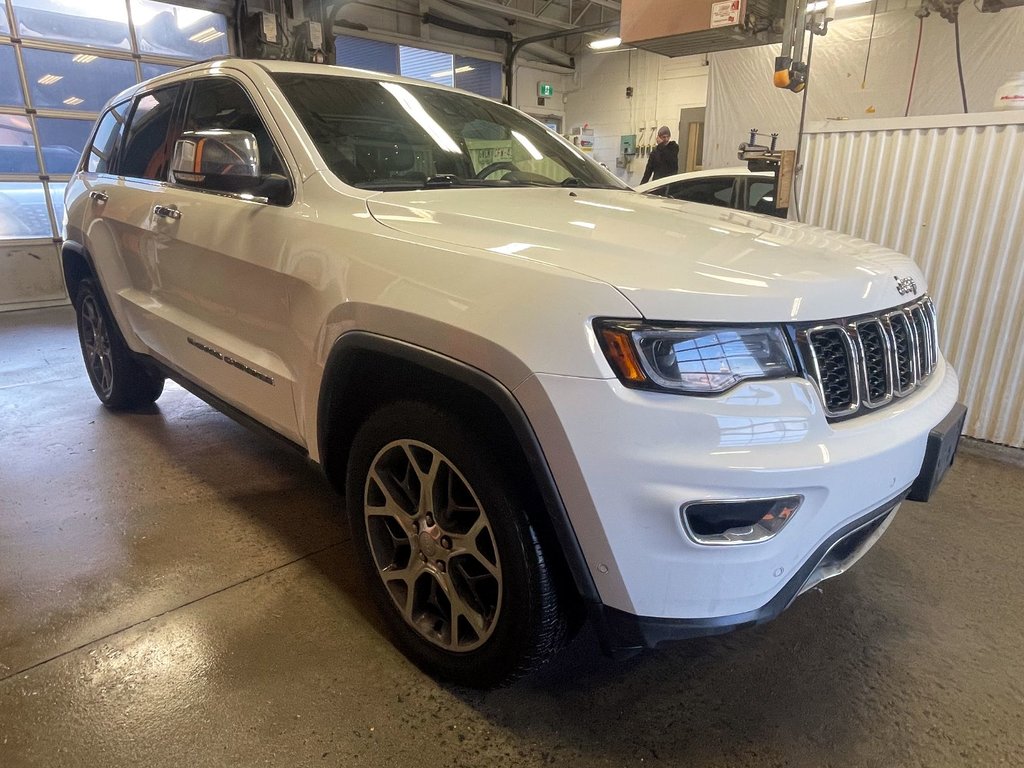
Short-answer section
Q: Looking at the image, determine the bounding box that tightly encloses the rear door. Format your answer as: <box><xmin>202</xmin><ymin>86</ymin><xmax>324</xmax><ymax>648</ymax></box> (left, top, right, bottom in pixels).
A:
<box><xmin>75</xmin><ymin>86</ymin><xmax>184</xmax><ymax>346</ymax></box>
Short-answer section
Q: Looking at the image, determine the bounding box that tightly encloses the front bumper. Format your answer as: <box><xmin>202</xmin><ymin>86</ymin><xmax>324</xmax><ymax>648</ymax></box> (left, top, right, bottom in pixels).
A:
<box><xmin>514</xmin><ymin>357</ymin><xmax>961</xmax><ymax>622</ymax></box>
<box><xmin>595</xmin><ymin>493</ymin><xmax>902</xmax><ymax>652</ymax></box>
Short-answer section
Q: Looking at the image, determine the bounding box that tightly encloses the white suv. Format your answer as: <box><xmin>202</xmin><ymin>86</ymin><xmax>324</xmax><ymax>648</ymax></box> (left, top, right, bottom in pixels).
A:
<box><xmin>63</xmin><ymin>58</ymin><xmax>965</xmax><ymax>687</ymax></box>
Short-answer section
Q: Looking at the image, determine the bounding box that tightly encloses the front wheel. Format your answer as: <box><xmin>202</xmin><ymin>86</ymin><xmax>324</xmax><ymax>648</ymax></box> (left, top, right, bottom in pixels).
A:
<box><xmin>345</xmin><ymin>401</ymin><xmax>570</xmax><ymax>687</ymax></box>
<box><xmin>75</xmin><ymin>278</ymin><xmax>164</xmax><ymax>410</ymax></box>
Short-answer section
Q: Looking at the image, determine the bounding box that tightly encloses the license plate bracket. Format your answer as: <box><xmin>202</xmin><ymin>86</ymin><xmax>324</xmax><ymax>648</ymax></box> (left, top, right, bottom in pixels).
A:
<box><xmin>908</xmin><ymin>402</ymin><xmax>967</xmax><ymax>502</ymax></box>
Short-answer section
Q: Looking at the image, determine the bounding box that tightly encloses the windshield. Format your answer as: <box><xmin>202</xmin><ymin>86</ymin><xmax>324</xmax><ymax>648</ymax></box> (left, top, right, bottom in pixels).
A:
<box><xmin>271</xmin><ymin>72</ymin><xmax>628</xmax><ymax>192</ymax></box>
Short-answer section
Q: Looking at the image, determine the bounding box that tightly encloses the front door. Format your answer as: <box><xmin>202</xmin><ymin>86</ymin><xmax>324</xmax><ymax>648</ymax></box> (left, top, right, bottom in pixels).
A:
<box><xmin>139</xmin><ymin>76</ymin><xmax>302</xmax><ymax>442</ymax></box>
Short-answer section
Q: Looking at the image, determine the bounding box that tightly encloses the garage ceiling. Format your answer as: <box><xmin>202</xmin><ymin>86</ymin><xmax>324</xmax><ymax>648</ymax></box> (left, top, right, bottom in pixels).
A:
<box><xmin>330</xmin><ymin>0</ymin><xmax>621</xmax><ymax>60</ymax></box>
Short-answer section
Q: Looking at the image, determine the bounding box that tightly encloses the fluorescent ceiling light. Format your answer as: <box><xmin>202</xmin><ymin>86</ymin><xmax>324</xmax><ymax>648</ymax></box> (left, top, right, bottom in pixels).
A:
<box><xmin>72</xmin><ymin>54</ymin><xmax>98</xmax><ymax>63</ymax></box>
<box><xmin>807</xmin><ymin>0</ymin><xmax>870</xmax><ymax>10</ymax></box>
<box><xmin>38</xmin><ymin>74</ymin><xmax>63</xmax><ymax>85</ymax></box>
<box><xmin>429</xmin><ymin>65</ymin><xmax>476</xmax><ymax>79</ymax></box>
<box><xmin>589</xmin><ymin>36</ymin><xmax>621</xmax><ymax>50</ymax></box>
<box><xmin>63</xmin><ymin>96</ymin><xmax>84</xmax><ymax>106</ymax></box>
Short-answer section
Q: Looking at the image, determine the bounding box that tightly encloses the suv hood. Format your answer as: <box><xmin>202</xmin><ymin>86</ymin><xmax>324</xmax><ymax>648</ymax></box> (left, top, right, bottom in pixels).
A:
<box><xmin>365</xmin><ymin>188</ymin><xmax>924</xmax><ymax>322</ymax></box>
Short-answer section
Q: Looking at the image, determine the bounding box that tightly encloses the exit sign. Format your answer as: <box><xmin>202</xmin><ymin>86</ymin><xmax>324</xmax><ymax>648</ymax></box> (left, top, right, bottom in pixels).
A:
<box><xmin>538</xmin><ymin>82</ymin><xmax>553</xmax><ymax>98</ymax></box>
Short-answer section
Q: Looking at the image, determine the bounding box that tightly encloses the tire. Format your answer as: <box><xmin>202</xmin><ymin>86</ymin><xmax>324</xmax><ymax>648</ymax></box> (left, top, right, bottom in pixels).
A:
<box><xmin>346</xmin><ymin>401</ymin><xmax>570</xmax><ymax>687</ymax></box>
<box><xmin>75</xmin><ymin>278</ymin><xmax>164</xmax><ymax>410</ymax></box>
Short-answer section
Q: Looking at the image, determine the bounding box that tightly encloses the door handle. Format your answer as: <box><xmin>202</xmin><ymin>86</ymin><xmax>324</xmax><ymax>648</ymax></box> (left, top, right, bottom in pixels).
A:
<box><xmin>153</xmin><ymin>205</ymin><xmax>182</xmax><ymax>221</ymax></box>
<box><xmin>89</xmin><ymin>191</ymin><xmax>108</xmax><ymax>203</ymax></box>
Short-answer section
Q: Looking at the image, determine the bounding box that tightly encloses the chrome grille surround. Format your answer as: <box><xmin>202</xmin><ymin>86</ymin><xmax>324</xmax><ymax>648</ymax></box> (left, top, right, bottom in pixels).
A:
<box><xmin>791</xmin><ymin>297</ymin><xmax>939</xmax><ymax>421</ymax></box>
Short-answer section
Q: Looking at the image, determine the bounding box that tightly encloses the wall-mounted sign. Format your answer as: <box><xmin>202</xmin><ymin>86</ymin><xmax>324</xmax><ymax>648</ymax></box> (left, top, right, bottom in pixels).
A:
<box><xmin>538</xmin><ymin>82</ymin><xmax>554</xmax><ymax>98</ymax></box>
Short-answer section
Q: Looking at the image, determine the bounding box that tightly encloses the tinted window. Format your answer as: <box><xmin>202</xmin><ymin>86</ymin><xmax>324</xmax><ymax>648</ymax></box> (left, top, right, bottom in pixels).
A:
<box><xmin>120</xmin><ymin>85</ymin><xmax>181</xmax><ymax>180</ymax></box>
<box><xmin>665</xmin><ymin>177</ymin><xmax>735</xmax><ymax>207</ymax></box>
<box><xmin>87</xmin><ymin>101</ymin><xmax>130</xmax><ymax>174</ymax></box>
<box><xmin>182</xmin><ymin>78</ymin><xmax>285</xmax><ymax>176</ymax></box>
<box><xmin>748</xmin><ymin>179</ymin><xmax>784</xmax><ymax>217</ymax></box>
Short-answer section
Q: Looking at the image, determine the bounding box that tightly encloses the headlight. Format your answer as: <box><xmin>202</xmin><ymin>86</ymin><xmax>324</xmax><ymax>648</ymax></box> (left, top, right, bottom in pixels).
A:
<box><xmin>595</xmin><ymin>320</ymin><xmax>797</xmax><ymax>394</ymax></box>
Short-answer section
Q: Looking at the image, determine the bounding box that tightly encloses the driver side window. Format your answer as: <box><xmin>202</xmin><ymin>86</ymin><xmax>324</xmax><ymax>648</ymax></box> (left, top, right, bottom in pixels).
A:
<box><xmin>182</xmin><ymin>78</ymin><xmax>285</xmax><ymax>177</ymax></box>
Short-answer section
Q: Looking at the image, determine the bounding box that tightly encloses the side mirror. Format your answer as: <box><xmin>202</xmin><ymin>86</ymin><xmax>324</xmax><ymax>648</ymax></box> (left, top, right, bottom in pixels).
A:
<box><xmin>170</xmin><ymin>129</ymin><xmax>261</xmax><ymax>194</ymax></box>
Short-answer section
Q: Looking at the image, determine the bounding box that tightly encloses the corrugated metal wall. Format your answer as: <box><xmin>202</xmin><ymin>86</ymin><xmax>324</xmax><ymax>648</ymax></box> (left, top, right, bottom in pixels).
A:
<box><xmin>800</xmin><ymin>113</ymin><xmax>1024</xmax><ymax>448</ymax></box>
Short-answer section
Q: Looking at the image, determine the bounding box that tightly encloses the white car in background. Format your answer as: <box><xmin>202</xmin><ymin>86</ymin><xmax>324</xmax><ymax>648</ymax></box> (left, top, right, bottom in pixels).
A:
<box><xmin>63</xmin><ymin>58</ymin><xmax>964</xmax><ymax>687</ymax></box>
<box><xmin>635</xmin><ymin>166</ymin><xmax>786</xmax><ymax>218</ymax></box>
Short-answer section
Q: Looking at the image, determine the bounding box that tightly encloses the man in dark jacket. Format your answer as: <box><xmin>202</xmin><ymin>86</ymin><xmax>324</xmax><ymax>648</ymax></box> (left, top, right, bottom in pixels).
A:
<box><xmin>640</xmin><ymin>126</ymin><xmax>679</xmax><ymax>184</ymax></box>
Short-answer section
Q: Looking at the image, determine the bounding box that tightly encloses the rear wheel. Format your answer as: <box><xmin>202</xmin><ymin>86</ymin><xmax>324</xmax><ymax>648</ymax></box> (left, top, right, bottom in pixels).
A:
<box><xmin>346</xmin><ymin>401</ymin><xmax>569</xmax><ymax>687</ymax></box>
<box><xmin>75</xmin><ymin>279</ymin><xmax>164</xmax><ymax>409</ymax></box>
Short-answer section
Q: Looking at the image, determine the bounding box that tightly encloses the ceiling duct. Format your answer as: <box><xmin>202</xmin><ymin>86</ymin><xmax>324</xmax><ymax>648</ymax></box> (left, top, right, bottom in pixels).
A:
<box><xmin>620</xmin><ymin>0</ymin><xmax>785</xmax><ymax>58</ymax></box>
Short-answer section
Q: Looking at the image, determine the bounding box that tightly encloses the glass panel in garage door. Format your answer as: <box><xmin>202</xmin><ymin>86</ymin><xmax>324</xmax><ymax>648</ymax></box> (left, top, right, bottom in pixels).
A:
<box><xmin>141</xmin><ymin>62</ymin><xmax>179</xmax><ymax>80</ymax></box>
<box><xmin>22</xmin><ymin>49</ymin><xmax>136</xmax><ymax>112</ymax></box>
<box><xmin>0</xmin><ymin>5</ymin><xmax>9</xmax><ymax>33</ymax></box>
<box><xmin>47</xmin><ymin>180</ymin><xmax>66</xmax><ymax>229</ymax></box>
<box><xmin>0</xmin><ymin>181</ymin><xmax>53</xmax><ymax>239</ymax></box>
<box><xmin>130</xmin><ymin>0</ymin><xmax>229</xmax><ymax>59</ymax></box>
<box><xmin>0</xmin><ymin>45</ymin><xmax>24</xmax><ymax>107</ymax></box>
<box><xmin>12</xmin><ymin>0</ymin><xmax>131</xmax><ymax>50</ymax></box>
<box><xmin>336</xmin><ymin>35</ymin><xmax>398</xmax><ymax>74</ymax></box>
<box><xmin>454</xmin><ymin>56</ymin><xmax>501</xmax><ymax>100</ymax></box>
<box><xmin>0</xmin><ymin>114</ymin><xmax>39</xmax><ymax>174</ymax></box>
<box><xmin>35</xmin><ymin>117</ymin><xmax>92</xmax><ymax>174</ymax></box>
<box><xmin>400</xmin><ymin>46</ymin><xmax>453</xmax><ymax>86</ymax></box>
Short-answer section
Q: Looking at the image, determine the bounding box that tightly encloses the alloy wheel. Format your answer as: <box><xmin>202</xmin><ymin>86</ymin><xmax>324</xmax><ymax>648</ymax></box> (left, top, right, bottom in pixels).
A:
<box><xmin>80</xmin><ymin>293</ymin><xmax>114</xmax><ymax>398</ymax></box>
<box><xmin>363</xmin><ymin>439</ymin><xmax>502</xmax><ymax>652</ymax></box>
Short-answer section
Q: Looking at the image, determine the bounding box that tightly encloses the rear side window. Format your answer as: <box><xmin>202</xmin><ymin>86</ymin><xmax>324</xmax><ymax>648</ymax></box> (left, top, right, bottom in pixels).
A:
<box><xmin>119</xmin><ymin>85</ymin><xmax>182</xmax><ymax>181</ymax></box>
<box><xmin>666</xmin><ymin>177</ymin><xmax>735</xmax><ymax>207</ymax></box>
<box><xmin>86</xmin><ymin>101</ymin><xmax>130</xmax><ymax>174</ymax></box>
<box><xmin>747</xmin><ymin>179</ymin><xmax>784</xmax><ymax>217</ymax></box>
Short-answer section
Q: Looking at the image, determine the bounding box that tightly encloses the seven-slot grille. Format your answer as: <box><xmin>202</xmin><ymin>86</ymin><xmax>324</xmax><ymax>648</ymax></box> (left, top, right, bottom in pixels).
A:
<box><xmin>792</xmin><ymin>297</ymin><xmax>938</xmax><ymax>421</ymax></box>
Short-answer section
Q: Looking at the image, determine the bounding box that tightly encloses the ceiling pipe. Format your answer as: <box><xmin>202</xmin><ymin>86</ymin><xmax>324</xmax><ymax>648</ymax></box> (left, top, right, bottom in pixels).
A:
<box><xmin>427</xmin><ymin>0</ymin><xmax>573</xmax><ymax>66</ymax></box>
<box><xmin>503</xmin><ymin>20</ymin><xmax>616</xmax><ymax>104</ymax></box>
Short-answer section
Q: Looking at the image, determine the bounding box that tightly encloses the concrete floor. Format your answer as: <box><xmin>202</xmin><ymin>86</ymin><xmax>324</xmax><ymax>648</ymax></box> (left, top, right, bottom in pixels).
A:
<box><xmin>1</xmin><ymin>306</ymin><xmax>1023</xmax><ymax>768</ymax></box>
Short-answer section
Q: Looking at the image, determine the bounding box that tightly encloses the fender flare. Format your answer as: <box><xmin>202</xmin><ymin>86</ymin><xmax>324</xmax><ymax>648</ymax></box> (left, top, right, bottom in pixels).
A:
<box><xmin>316</xmin><ymin>331</ymin><xmax>601</xmax><ymax>605</ymax></box>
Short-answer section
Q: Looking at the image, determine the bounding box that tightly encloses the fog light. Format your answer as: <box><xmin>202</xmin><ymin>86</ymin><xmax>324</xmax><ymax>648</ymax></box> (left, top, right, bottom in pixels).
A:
<box><xmin>681</xmin><ymin>496</ymin><xmax>803</xmax><ymax>545</ymax></box>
